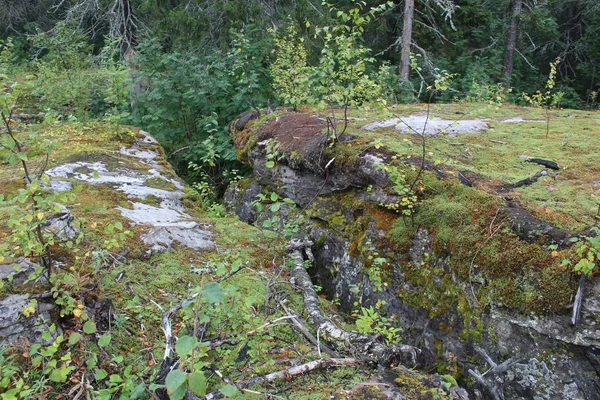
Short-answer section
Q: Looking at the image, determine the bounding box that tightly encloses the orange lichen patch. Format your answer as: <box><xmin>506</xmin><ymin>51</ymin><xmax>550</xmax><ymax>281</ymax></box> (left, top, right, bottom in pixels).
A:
<box><xmin>365</xmin><ymin>204</ymin><xmax>398</xmax><ymax>232</ymax></box>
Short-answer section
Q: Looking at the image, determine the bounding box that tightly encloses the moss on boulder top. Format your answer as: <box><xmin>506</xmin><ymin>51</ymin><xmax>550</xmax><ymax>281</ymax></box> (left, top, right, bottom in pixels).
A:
<box><xmin>228</xmin><ymin>103</ymin><xmax>600</xmax><ymax>399</ymax></box>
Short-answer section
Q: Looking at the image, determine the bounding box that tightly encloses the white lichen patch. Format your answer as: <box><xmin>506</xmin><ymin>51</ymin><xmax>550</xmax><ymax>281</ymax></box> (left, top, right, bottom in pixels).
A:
<box><xmin>501</xmin><ymin>117</ymin><xmax>545</xmax><ymax>123</ymax></box>
<box><xmin>44</xmin><ymin>129</ymin><xmax>214</xmax><ymax>253</ymax></box>
<box><xmin>116</xmin><ymin>202</ymin><xmax>193</xmax><ymax>227</ymax></box>
<box><xmin>362</xmin><ymin>115</ymin><xmax>489</xmax><ymax>136</ymax></box>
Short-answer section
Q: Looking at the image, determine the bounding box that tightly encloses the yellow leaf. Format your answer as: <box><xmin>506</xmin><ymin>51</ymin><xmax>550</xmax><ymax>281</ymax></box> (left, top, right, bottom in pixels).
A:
<box><xmin>22</xmin><ymin>306</ymin><xmax>36</xmax><ymax>317</ymax></box>
<box><xmin>73</xmin><ymin>308</ymin><xmax>83</xmax><ymax>318</ymax></box>
<box><xmin>37</xmin><ymin>212</ymin><xmax>44</xmax><ymax>220</ymax></box>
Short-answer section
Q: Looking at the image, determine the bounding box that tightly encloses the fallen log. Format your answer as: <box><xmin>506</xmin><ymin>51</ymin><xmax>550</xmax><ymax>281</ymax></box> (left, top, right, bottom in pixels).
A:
<box><xmin>287</xmin><ymin>239</ymin><xmax>419</xmax><ymax>366</ymax></box>
<box><xmin>517</xmin><ymin>156</ymin><xmax>560</xmax><ymax>170</ymax></box>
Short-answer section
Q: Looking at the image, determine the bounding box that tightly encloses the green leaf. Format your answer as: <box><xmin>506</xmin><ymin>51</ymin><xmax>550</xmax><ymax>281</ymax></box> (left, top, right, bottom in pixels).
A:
<box><xmin>265</xmin><ymin>160</ymin><xmax>275</xmax><ymax>168</ymax></box>
<box><xmin>270</xmin><ymin>203</ymin><xmax>281</xmax><ymax>213</ymax></box>
<box><xmin>48</xmin><ymin>366</ymin><xmax>74</xmax><ymax>382</ymax></box>
<box><xmin>96</xmin><ymin>390</ymin><xmax>111</xmax><ymax>400</ymax></box>
<box><xmin>95</xmin><ymin>369</ymin><xmax>108</xmax><ymax>380</ymax></box>
<box><xmin>270</xmin><ymin>192</ymin><xmax>279</xmax><ymax>202</ymax></box>
<box><xmin>175</xmin><ymin>335</ymin><xmax>197</xmax><ymax>357</ymax></box>
<box><xmin>188</xmin><ymin>372</ymin><xmax>207</xmax><ymax>396</ymax></box>
<box><xmin>165</xmin><ymin>370</ymin><xmax>187</xmax><ymax>400</ymax></box>
<box><xmin>83</xmin><ymin>320</ymin><xmax>97</xmax><ymax>334</ymax></box>
<box><xmin>219</xmin><ymin>384</ymin><xmax>240</xmax><ymax>398</ymax></box>
<box><xmin>203</xmin><ymin>282</ymin><xmax>225</xmax><ymax>304</ymax></box>
<box><xmin>131</xmin><ymin>383</ymin><xmax>147</xmax><ymax>399</ymax></box>
<box><xmin>98</xmin><ymin>333</ymin><xmax>111</xmax><ymax>347</ymax></box>
<box><xmin>68</xmin><ymin>332</ymin><xmax>82</xmax><ymax>345</ymax></box>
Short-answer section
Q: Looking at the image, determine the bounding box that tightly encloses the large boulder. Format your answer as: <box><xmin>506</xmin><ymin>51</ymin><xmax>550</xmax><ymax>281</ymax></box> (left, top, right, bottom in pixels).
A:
<box><xmin>228</xmin><ymin>109</ymin><xmax>600</xmax><ymax>399</ymax></box>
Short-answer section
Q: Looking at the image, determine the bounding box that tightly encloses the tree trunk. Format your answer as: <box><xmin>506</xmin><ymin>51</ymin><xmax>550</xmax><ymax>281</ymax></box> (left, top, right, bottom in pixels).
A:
<box><xmin>119</xmin><ymin>0</ymin><xmax>136</xmax><ymax>61</ymax></box>
<box><xmin>503</xmin><ymin>0</ymin><xmax>522</xmax><ymax>88</ymax></box>
<box><xmin>400</xmin><ymin>0</ymin><xmax>415</xmax><ymax>83</ymax></box>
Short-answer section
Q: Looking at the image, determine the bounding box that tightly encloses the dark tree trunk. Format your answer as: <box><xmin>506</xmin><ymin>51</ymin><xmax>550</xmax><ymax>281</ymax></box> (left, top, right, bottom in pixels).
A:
<box><xmin>503</xmin><ymin>0</ymin><xmax>522</xmax><ymax>88</ymax></box>
<box><xmin>400</xmin><ymin>0</ymin><xmax>415</xmax><ymax>83</ymax></box>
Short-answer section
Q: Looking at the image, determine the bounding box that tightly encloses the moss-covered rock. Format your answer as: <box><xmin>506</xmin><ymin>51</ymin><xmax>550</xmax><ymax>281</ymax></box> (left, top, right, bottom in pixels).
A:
<box><xmin>228</xmin><ymin>104</ymin><xmax>600</xmax><ymax>399</ymax></box>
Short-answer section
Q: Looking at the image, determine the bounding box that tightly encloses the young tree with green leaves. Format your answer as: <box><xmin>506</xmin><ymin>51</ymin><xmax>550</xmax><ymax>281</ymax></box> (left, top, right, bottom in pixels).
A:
<box><xmin>270</xmin><ymin>24</ymin><xmax>311</xmax><ymax>111</ymax></box>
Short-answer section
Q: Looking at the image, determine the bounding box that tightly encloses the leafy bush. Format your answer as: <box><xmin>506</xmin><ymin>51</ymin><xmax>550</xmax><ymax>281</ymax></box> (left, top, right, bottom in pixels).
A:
<box><xmin>24</xmin><ymin>23</ymin><xmax>129</xmax><ymax>120</ymax></box>
<box><xmin>129</xmin><ymin>30</ymin><xmax>272</xmax><ymax>188</ymax></box>
<box><xmin>270</xmin><ymin>24</ymin><xmax>311</xmax><ymax>110</ymax></box>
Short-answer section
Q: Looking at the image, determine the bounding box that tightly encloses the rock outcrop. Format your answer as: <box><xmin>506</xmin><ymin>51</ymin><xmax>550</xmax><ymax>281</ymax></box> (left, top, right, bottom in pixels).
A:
<box><xmin>226</xmin><ymin>109</ymin><xmax>600</xmax><ymax>399</ymax></box>
<box><xmin>0</xmin><ymin>127</ymin><xmax>214</xmax><ymax>344</ymax></box>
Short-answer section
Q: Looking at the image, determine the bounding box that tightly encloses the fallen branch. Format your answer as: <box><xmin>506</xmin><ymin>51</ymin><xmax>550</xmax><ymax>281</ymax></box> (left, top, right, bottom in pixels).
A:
<box><xmin>280</xmin><ymin>302</ymin><xmax>338</xmax><ymax>358</ymax></box>
<box><xmin>467</xmin><ymin>346</ymin><xmax>521</xmax><ymax>400</ymax></box>
<box><xmin>247</xmin><ymin>315</ymin><xmax>298</xmax><ymax>335</ymax></box>
<box><xmin>497</xmin><ymin>170</ymin><xmax>548</xmax><ymax>192</ymax></box>
<box><xmin>287</xmin><ymin>239</ymin><xmax>419</xmax><ymax>366</ymax></box>
<box><xmin>199</xmin><ymin>358</ymin><xmax>364</xmax><ymax>400</ymax></box>
<box><xmin>517</xmin><ymin>156</ymin><xmax>560</xmax><ymax>170</ymax></box>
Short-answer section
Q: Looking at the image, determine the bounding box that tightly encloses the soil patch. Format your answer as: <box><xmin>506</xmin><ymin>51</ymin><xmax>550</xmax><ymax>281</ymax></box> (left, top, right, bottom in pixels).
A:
<box><xmin>258</xmin><ymin>114</ymin><xmax>328</xmax><ymax>158</ymax></box>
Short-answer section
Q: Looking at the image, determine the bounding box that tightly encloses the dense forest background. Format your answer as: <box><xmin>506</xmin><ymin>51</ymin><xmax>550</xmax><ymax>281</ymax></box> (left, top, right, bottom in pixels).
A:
<box><xmin>2</xmin><ymin>0</ymin><xmax>599</xmax><ymax>199</ymax></box>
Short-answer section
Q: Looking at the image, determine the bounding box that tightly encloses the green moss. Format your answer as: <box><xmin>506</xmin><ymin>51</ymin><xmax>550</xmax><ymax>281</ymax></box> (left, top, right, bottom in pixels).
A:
<box><xmin>143</xmin><ymin>176</ymin><xmax>178</xmax><ymax>191</ymax></box>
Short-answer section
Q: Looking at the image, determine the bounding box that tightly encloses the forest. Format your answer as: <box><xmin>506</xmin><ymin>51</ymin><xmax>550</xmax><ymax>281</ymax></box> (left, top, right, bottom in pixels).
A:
<box><xmin>1</xmin><ymin>0</ymin><xmax>599</xmax><ymax>186</ymax></box>
<box><xmin>1</xmin><ymin>1</ymin><xmax>600</xmax><ymax>399</ymax></box>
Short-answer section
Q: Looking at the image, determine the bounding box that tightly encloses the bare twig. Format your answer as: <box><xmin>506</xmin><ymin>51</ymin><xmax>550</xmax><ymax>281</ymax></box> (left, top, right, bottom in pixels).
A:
<box><xmin>196</xmin><ymin>358</ymin><xmax>365</xmax><ymax>400</ymax></box>
<box><xmin>280</xmin><ymin>302</ymin><xmax>338</xmax><ymax>358</ymax></box>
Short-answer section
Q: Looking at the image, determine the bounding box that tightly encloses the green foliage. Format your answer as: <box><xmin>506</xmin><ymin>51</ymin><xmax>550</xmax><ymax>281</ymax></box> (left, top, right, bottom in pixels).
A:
<box><xmin>0</xmin><ymin>72</ymin><xmax>79</xmax><ymax>272</ymax></box>
<box><xmin>270</xmin><ymin>24</ymin><xmax>311</xmax><ymax>109</ymax></box>
<box><xmin>253</xmin><ymin>191</ymin><xmax>299</xmax><ymax>238</ymax></box>
<box><xmin>465</xmin><ymin>79</ymin><xmax>511</xmax><ymax>107</ymax></box>
<box><xmin>311</xmin><ymin>1</ymin><xmax>391</xmax><ymax>110</ymax></box>
<box><xmin>130</xmin><ymin>37</ymin><xmax>263</xmax><ymax>186</ymax></box>
<box><xmin>561</xmin><ymin>227</ymin><xmax>600</xmax><ymax>276</ymax></box>
<box><xmin>377</xmin><ymin>163</ymin><xmax>418</xmax><ymax>217</ymax></box>
<box><xmin>229</xmin><ymin>25</ymin><xmax>273</xmax><ymax>113</ymax></box>
<box><xmin>188</xmin><ymin>115</ymin><xmax>242</xmax><ymax>206</ymax></box>
<box><xmin>23</xmin><ymin>24</ymin><xmax>130</xmax><ymax>120</ymax></box>
<box><xmin>353</xmin><ymin>303</ymin><xmax>401</xmax><ymax>345</ymax></box>
<box><xmin>522</xmin><ymin>59</ymin><xmax>564</xmax><ymax>137</ymax></box>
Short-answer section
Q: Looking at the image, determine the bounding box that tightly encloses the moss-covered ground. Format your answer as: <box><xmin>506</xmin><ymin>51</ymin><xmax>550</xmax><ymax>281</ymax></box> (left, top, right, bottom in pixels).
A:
<box><xmin>2</xmin><ymin>119</ymin><xmax>409</xmax><ymax>398</ymax></box>
<box><xmin>343</xmin><ymin>102</ymin><xmax>600</xmax><ymax>232</ymax></box>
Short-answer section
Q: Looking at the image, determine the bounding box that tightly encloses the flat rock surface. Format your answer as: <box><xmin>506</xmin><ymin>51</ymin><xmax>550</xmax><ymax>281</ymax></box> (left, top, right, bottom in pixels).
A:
<box><xmin>44</xmin><ymin>129</ymin><xmax>214</xmax><ymax>253</ymax></box>
<box><xmin>362</xmin><ymin>115</ymin><xmax>489</xmax><ymax>136</ymax></box>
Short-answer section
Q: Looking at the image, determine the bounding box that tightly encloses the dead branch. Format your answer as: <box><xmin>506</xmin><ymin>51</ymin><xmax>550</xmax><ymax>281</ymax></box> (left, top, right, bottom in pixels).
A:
<box><xmin>467</xmin><ymin>346</ymin><xmax>521</xmax><ymax>400</ymax></box>
<box><xmin>280</xmin><ymin>301</ymin><xmax>338</xmax><ymax>358</ymax></box>
<box><xmin>247</xmin><ymin>315</ymin><xmax>297</xmax><ymax>335</ymax></box>
<box><xmin>198</xmin><ymin>357</ymin><xmax>364</xmax><ymax>400</ymax></box>
<box><xmin>287</xmin><ymin>239</ymin><xmax>419</xmax><ymax>366</ymax></box>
